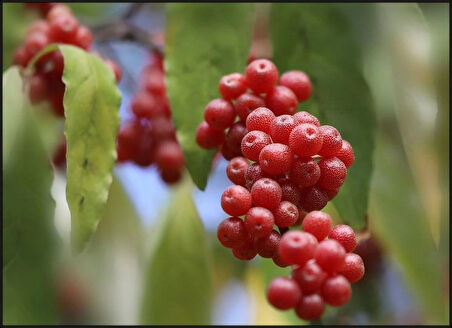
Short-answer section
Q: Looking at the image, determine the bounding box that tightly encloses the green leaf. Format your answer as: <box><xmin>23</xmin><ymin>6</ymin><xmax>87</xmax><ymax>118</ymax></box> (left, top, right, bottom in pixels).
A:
<box><xmin>2</xmin><ymin>67</ymin><xmax>58</xmax><ymax>324</ymax></box>
<box><xmin>165</xmin><ymin>3</ymin><xmax>254</xmax><ymax>190</ymax></box>
<box><xmin>140</xmin><ymin>178</ymin><xmax>213</xmax><ymax>324</ymax></box>
<box><xmin>270</xmin><ymin>4</ymin><xmax>376</xmax><ymax>229</ymax></box>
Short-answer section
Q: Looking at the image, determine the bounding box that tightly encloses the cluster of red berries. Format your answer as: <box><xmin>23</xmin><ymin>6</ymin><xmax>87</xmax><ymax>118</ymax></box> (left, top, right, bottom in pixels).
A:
<box><xmin>14</xmin><ymin>3</ymin><xmax>122</xmax><ymax>169</ymax></box>
<box><xmin>116</xmin><ymin>51</ymin><xmax>185</xmax><ymax>184</ymax></box>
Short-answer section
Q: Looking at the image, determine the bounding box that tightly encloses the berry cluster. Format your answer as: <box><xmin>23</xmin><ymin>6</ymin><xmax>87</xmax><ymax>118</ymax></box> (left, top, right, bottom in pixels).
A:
<box><xmin>116</xmin><ymin>51</ymin><xmax>185</xmax><ymax>184</ymax></box>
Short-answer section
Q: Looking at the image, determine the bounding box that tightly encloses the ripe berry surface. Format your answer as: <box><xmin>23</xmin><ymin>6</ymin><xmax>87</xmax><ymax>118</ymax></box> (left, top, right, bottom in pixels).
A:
<box><xmin>321</xmin><ymin>275</ymin><xmax>351</xmax><ymax>306</ymax></box>
<box><xmin>254</xmin><ymin>230</ymin><xmax>281</xmax><ymax>258</ymax></box>
<box><xmin>241</xmin><ymin>131</ymin><xmax>272</xmax><ymax>161</ymax></box>
<box><xmin>295</xmin><ymin>294</ymin><xmax>325</xmax><ymax>320</ymax></box>
<box><xmin>219</xmin><ymin>73</ymin><xmax>247</xmax><ymax>100</ymax></box>
<box><xmin>259</xmin><ymin>143</ymin><xmax>293</xmax><ymax>175</ymax></box>
<box><xmin>290</xmin><ymin>158</ymin><xmax>321</xmax><ymax>188</ymax></box>
<box><xmin>204</xmin><ymin>98</ymin><xmax>235</xmax><ymax>131</ymax></box>
<box><xmin>319</xmin><ymin>125</ymin><xmax>343</xmax><ymax>157</ymax></box>
<box><xmin>232</xmin><ymin>237</ymin><xmax>257</xmax><ymax>260</ymax></box>
<box><xmin>289</xmin><ymin>123</ymin><xmax>323</xmax><ymax>157</ymax></box>
<box><xmin>245</xmin><ymin>59</ymin><xmax>279</xmax><ymax>94</ymax></box>
<box><xmin>301</xmin><ymin>211</ymin><xmax>332</xmax><ymax>241</ymax></box>
<box><xmin>246</xmin><ymin>107</ymin><xmax>275</xmax><ymax>134</ymax></box>
<box><xmin>317</xmin><ymin>157</ymin><xmax>347</xmax><ymax>190</ymax></box>
<box><xmin>217</xmin><ymin>217</ymin><xmax>248</xmax><ymax>248</ymax></box>
<box><xmin>293</xmin><ymin>111</ymin><xmax>320</xmax><ymax>126</ymax></box>
<box><xmin>266</xmin><ymin>86</ymin><xmax>298</xmax><ymax>116</ymax></box>
<box><xmin>244</xmin><ymin>207</ymin><xmax>275</xmax><ymax>238</ymax></box>
<box><xmin>195</xmin><ymin>121</ymin><xmax>225</xmax><ymax>149</ymax></box>
<box><xmin>274</xmin><ymin>201</ymin><xmax>299</xmax><ymax>228</ymax></box>
<box><xmin>279</xmin><ymin>70</ymin><xmax>313</xmax><ymax>102</ymax></box>
<box><xmin>267</xmin><ymin>277</ymin><xmax>301</xmax><ymax>310</ymax></box>
<box><xmin>340</xmin><ymin>253</ymin><xmax>365</xmax><ymax>283</ymax></box>
<box><xmin>221</xmin><ymin>185</ymin><xmax>252</xmax><ymax>217</ymax></box>
<box><xmin>251</xmin><ymin>178</ymin><xmax>282</xmax><ymax>210</ymax></box>
<box><xmin>336</xmin><ymin>140</ymin><xmax>355</xmax><ymax>168</ymax></box>
<box><xmin>299</xmin><ymin>186</ymin><xmax>328</xmax><ymax>212</ymax></box>
<box><xmin>226</xmin><ymin>157</ymin><xmax>249</xmax><ymax>186</ymax></box>
<box><xmin>270</xmin><ymin>115</ymin><xmax>297</xmax><ymax>144</ymax></box>
<box><xmin>279</xmin><ymin>231</ymin><xmax>318</xmax><ymax>266</ymax></box>
<box><xmin>245</xmin><ymin>163</ymin><xmax>268</xmax><ymax>189</ymax></box>
<box><xmin>292</xmin><ymin>259</ymin><xmax>327</xmax><ymax>294</ymax></box>
<box><xmin>235</xmin><ymin>93</ymin><xmax>265</xmax><ymax>122</ymax></box>
<box><xmin>315</xmin><ymin>239</ymin><xmax>346</xmax><ymax>273</ymax></box>
<box><xmin>328</xmin><ymin>224</ymin><xmax>357</xmax><ymax>252</ymax></box>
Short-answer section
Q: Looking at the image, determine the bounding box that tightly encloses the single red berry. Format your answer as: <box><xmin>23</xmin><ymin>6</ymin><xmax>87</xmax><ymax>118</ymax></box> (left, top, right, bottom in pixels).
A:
<box><xmin>290</xmin><ymin>158</ymin><xmax>321</xmax><ymax>188</ymax></box>
<box><xmin>295</xmin><ymin>294</ymin><xmax>325</xmax><ymax>320</ymax></box>
<box><xmin>267</xmin><ymin>277</ymin><xmax>301</xmax><ymax>310</ymax></box>
<box><xmin>317</xmin><ymin>157</ymin><xmax>347</xmax><ymax>190</ymax></box>
<box><xmin>117</xmin><ymin>120</ymin><xmax>143</xmax><ymax>162</ymax></box>
<box><xmin>328</xmin><ymin>224</ymin><xmax>357</xmax><ymax>253</ymax></box>
<box><xmin>245</xmin><ymin>163</ymin><xmax>268</xmax><ymax>189</ymax></box>
<box><xmin>160</xmin><ymin>167</ymin><xmax>182</xmax><ymax>184</ymax></box>
<box><xmin>272</xmin><ymin>250</ymin><xmax>290</xmax><ymax>267</ymax></box>
<box><xmin>278</xmin><ymin>178</ymin><xmax>301</xmax><ymax>207</ymax></box>
<box><xmin>241</xmin><ymin>130</ymin><xmax>272</xmax><ymax>161</ymax></box>
<box><xmin>131</xmin><ymin>92</ymin><xmax>159</xmax><ymax>119</ymax></box>
<box><xmin>221</xmin><ymin>185</ymin><xmax>252</xmax><ymax>217</ymax></box>
<box><xmin>144</xmin><ymin>71</ymin><xmax>165</xmax><ymax>96</ymax></box>
<box><xmin>279</xmin><ymin>231</ymin><xmax>318</xmax><ymax>266</ymax></box>
<box><xmin>299</xmin><ymin>186</ymin><xmax>329</xmax><ymax>212</ymax></box>
<box><xmin>301</xmin><ymin>211</ymin><xmax>333</xmax><ymax>241</ymax></box>
<box><xmin>74</xmin><ymin>26</ymin><xmax>93</xmax><ymax>50</ymax></box>
<box><xmin>259</xmin><ymin>143</ymin><xmax>293</xmax><ymax>175</ymax></box>
<box><xmin>354</xmin><ymin>237</ymin><xmax>383</xmax><ymax>273</ymax></box>
<box><xmin>155</xmin><ymin>140</ymin><xmax>184</xmax><ymax>172</ymax></box>
<box><xmin>219</xmin><ymin>73</ymin><xmax>247</xmax><ymax>100</ymax></box>
<box><xmin>221</xmin><ymin>142</ymin><xmax>243</xmax><ymax>160</ymax></box>
<box><xmin>293</xmin><ymin>111</ymin><xmax>320</xmax><ymax>126</ymax></box>
<box><xmin>266</xmin><ymin>86</ymin><xmax>298</xmax><ymax>116</ymax></box>
<box><xmin>336</xmin><ymin>140</ymin><xmax>355</xmax><ymax>168</ymax></box>
<box><xmin>254</xmin><ymin>230</ymin><xmax>281</xmax><ymax>258</ymax></box>
<box><xmin>235</xmin><ymin>93</ymin><xmax>265</xmax><ymax>122</ymax></box>
<box><xmin>318</xmin><ymin>125</ymin><xmax>343</xmax><ymax>157</ymax></box>
<box><xmin>232</xmin><ymin>237</ymin><xmax>257</xmax><ymax>260</ymax></box>
<box><xmin>133</xmin><ymin>124</ymin><xmax>156</xmax><ymax>166</ymax></box>
<box><xmin>324</xmin><ymin>187</ymin><xmax>339</xmax><ymax>201</ymax></box>
<box><xmin>196</xmin><ymin>121</ymin><xmax>225</xmax><ymax>149</ymax></box>
<box><xmin>244</xmin><ymin>206</ymin><xmax>275</xmax><ymax>238</ymax></box>
<box><xmin>48</xmin><ymin>14</ymin><xmax>80</xmax><ymax>43</ymax></box>
<box><xmin>280</xmin><ymin>70</ymin><xmax>312</xmax><ymax>102</ymax></box>
<box><xmin>224</xmin><ymin>122</ymin><xmax>247</xmax><ymax>152</ymax></box>
<box><xmin>289</xmin><ymin>123</ymin><xmax>323</xmax><ymax>157</ymax></box>
<box><xmin>292</xmin><ymin>259</ymin><xmax>327</xmax><ymax>295</ymax></box>
<box><xmin>151</xmin><ymin>116</ymin><xmax>176</xmax><ymax>141</ymax></box>
<box><xmin>204</xmin><ymin>98</ymin><xmax>235</xmax><ymax>131</ymax></box>
<box><xmin>270</xmin><ymin>114</ymin><xmax>297</xmax><ymax>144</ymax></box>
<box><xmin>340</xmin><ymin>253</ymin><xmax>365</xmax><ymax>283</ymax></box>
<box><xmin>315</xmin><ymin>239</ymin><xmax>346</xmax><ymax>273</ymax></box>
<box><xmin>46</xmin><ymin>4</ymin><xmax>72</xmax><ymax>22</ymax></box>
<box><xmin>245</xmin><ymin>59</ymin><xmax>279</xmax><ymax>94</ymax></box>
<box><xmin>246</xmin><ymin>107</ymin><xmax>275</xmax><ymax>134</ymax></box>
<box><xmin>226</xmin><ymin>157</ymin><xmax>249</xmax><ymax>186</ymax></box>
<box><xmin>13</xmin><ymin>46</ymin><xmax>31</xmax><ymax>67</ymax></box>
<box><xmin>217</xmin><ymin>217</ymin><xmax>248</xmax><ymax>248</ymax></box>
<box><xmin>274</xmin><ymin>201</ymin><xmax>299</xmax><ymax>228</ymax></box>
<box><xmin>24</xmin><ymin>32</ymin><xmax>49</xmax><ymax>59</ymax></box>
<box><xmin>321</xmin><ymin>275</ymin><xmax>351</xmax><ymax>306</ymax></box>
<box><xmin>105</xmin><ymin>59</ymin><xmax>122</xmax><ymax>83</ymax></box>
<box><xmin>28</xmin><ymin>73</ymin><xmax>48</xmax><ymax>104</ymax></box>
<box><xmin>251</xmin><ymin>178</ymin><xmax>282</xmax><ymax>210</ymax></box>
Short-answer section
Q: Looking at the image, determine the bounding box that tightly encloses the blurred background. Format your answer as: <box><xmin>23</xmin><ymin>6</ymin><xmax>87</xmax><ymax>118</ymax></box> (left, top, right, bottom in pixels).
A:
<box><xmin>2</xmin><ymin>3</ymin><xmax>449</xmax><ymax>325</ymax></box>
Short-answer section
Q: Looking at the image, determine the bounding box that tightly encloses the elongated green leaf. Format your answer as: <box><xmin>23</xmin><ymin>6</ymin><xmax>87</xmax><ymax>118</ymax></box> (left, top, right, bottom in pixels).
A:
<box><xmin>270</xmin><ymin>4</ymin><xmax>376</xmax><ymax>229</ymax></box>
<box><xmin>165</xmin><ymin>3</ymin><xmax>254</xmax><ymax>190</ymax></box>
<box><xmin>140</xmin><ymin>178</ymin><xmax>213</xmax><ymax>324</ymax></box>
<box><xmin>3</xmin><ymin>67</ymin><xmax>58</xmax><ymax>324</ymax></box>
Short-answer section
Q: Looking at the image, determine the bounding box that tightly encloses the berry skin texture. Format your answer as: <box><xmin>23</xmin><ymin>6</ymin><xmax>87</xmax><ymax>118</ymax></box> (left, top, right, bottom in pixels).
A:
<box><xmin>254</xmin><ymin>230</ymin><xmax>281</xmax><ymax>258</ymax></box>
<box><xmin>48</xmin><ymin>14</ymin><xmax>80</xmax><ymax>43</ymax></box>
<box><xmin>245</xmin><ymin>59</ymin><xmax>279</xmax><ymax>94</ymax></box>
<box><xmin>315</xmin><ymin>239</ymin><xmax>346</xmax><ymax>273</ymax></box>
<box><xmin>274</xmin><ymin>201</ymin><xmax>299</xmax><ymax>228</ymax></box>
<box><xmin>74</xmin><ymin>26</ymin><xmax>93</xmax><ymax>50</ymax></box>
<box><xmin>246</xmin><ymin>107</ymin><xmax>275</xmax><ymax>134</ymax></box>
<box><xmin>204</xmin><ymin>98</ymin><xmax>235</xmax><ymax>131</ymax></box>
<box><xmin>279</xmin><ymin>231</ymin><xmax>318</xmax><ymax>266</ymax></box>
<box><xmin>259</xmin><ymin>143</ymin><xmax>293</xmax><ymax>175</ymax></box>
<box><xmin>251</xmin><ymin>178</ymin><xmax>282</xmax><ymax>210</ymax></box>
<box><xmin>226</xmin><ymin>157</ymin><xmax>249</xmax><ymax>186</ymax></box>
<box><xmin>324</xmin><ymin>188</ymin><xmax>339</xmax><ymax>201</ymax></box>
<box><xmin>293</xmin><ymin>111</ymin><xmax>320</xmax><ymax>126</ymax></box>
<box><xmin>280</xmin><ymin>70</ymin><xmax>313</xmax><ymax>102</ymax></box>
<box><xmin>195</xmin><ymin>121</ymin><xmax>225</xmax><ymax>149</ymax></box>
<box><xmin>289</xmin><ymin>123</ymin><xmax>323</xmax><ymax>157</ymax></box>
<box><xmin>245</xmin><ymin>163</ymin><xmax>268</xmax><ymax>189</ymax></box>
<box><xmin>244</xmin><ymin>207</ymin><xmax>275</xmax><ymax>238</ymax></box>
<box><xmin>235</xmin><ymin>93</ymin><xmax>266</xmax><ymax>122</ymax></box>
<box><xmin>340</xmin><ymin>253</ymin><xmax>365</xmax><ymax>283</ymax></box>
<box><xmin>292</xmin><ymin>259</ymin><xmax>327</xmax><ymax>295</ymax></box>
<box><xmin>219</xmin><ymin>73</ymin><xmax>247</xmax><ymax>100</ymax></box>
<box><xmin>290</xmin><ymin>158</ymin><xmax>321</xmax><ymax>188</ymax></box>
<box><xmin>272</xmin><ymin>250</ymin><xmax>290</xmax><ymax>267</ymax></box>
<box><xmin>266</xmin><ymin>86</ymin><xmax>298</xmax><ymax>116</ymax></box>
<box><xmin>328</xmin><ymin>224</ymin><xmax>357</xmax><ymax>252</ymax></box>
<box><xmin>270</xmin><ymin>114</ymin><xmax>297</xmax><ymax>144</ymax></box>
<box><xmin>317</xmin><ymin>157</ymin><xmax>347</xmax><ymax>190</ymax></box>
<box><xmin>295</xmin><ymin>294</ymin><xmax>325</xmax><ymax>320</ymax></box>
<box><xmin>217</xmin><ymin>217</ymin><xmax>248</xmax><ymax>248</ymax></box>
<box><xmin>155</xmin><ymin>141</ymin><xmax>184</xmax><ymax>172</ymax></box>
<box><xmin>232</xmin><ymin>237</ymin><xmax>257</xmax><ymax>260</ymax></box>
<box><xmin>299</xmin><ymin>186</ymin><xmax>328</xmax><ymax>212</ymax></box>
<box><xmin>24</xmin><ymin>32</ymin><xmax>49</xmax><ymax>58</ymax></box>
<box><xmin>241</xmin><ymin>131</ymin><xmax>272</xmax><ymax>161</ymax></box>
<box><xmin>221</xmin><ymin>185</ymin><xmax>252</xmax><ymax>217</ymax></box>
<box><xmin>318</xmin><ymin>125</ymin><xmax>343</xmax><ymax>157</ymax></box>
<box><xmin>267</xmin><ymin>277</ymin><xmax>302</xmax><ymax>310</ymax></box>
<box><xmin>301</xmin><ymin>211</ymin><xmax>333</xmax><ymax>241</ymax></box>
<box><xmin>279</xmin><ymin>178</ymin><xmax>301</xmax><ymax>207</ymax></box>
<box><xmin>321</xmin><ymin>275</ymin><xmax>351</xmax><ymax>306</ymax></box>
<box><xmin>336</xmin><ymin>140</ymin><xmax>355</xmax><ymax>168</ymax></box>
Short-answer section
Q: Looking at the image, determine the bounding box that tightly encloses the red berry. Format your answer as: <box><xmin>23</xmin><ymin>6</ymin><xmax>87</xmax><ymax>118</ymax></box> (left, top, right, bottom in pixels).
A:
<box><xmin>244</xmin><ymin>207</ymin><xmax>275</xmax><ymax>238</ymax></box>
<box><xmin>246</xmin><ymin>107</ymin><xmax>275</xmax><ymax>134</ymax></box>
<box><xmin>74</xmin><ymin>26</ymin><xmax>93</xmax><ymax>50</ymax></box>
<box><xmin>204</xmin><ymin>98</ymin><xmax>235</xmax><ymax>131</ymax></box>
<box><xmin>251</xmin><ymin>178</ymin><xmax>282</xmax><ymax>210</ymax></box>
<box><xmin>105</xmin><ymin>59</ymin><xmax>122</xmax><ymax>83</ymax></box>
<box><xmin>321</xmin><ymin>275</ymin><xmax>351</xmax><ymax>306</ymax></box>
<box><xmin>267</xmin><ymin>277</ymin><xmax>301</xmax><ymax>310</ymax></box>
<box><xmin>324</xmin><ymin>188</ymin><xmax>339</xmax><ymax>200</ymax></box>
<box><xmin>315</xmin><ymin>239</ymin><xmax>346</xmax><ymax>273</ymax></box>
<box><xmin>259</xmin><ymin>143</ymin><xmax>293</xmax><ymax>176</ymax></box>
<box><xmin>301</xmin><ymin>211</ymin><xmax>333</xmax><ymax>241</ymax></box>
<box><xmin>133</xmin><ymin>124</ymin><xmax>156</xmax><ymax>167</ymax></box>
<box><xmin>290</xmin><ymin>158</ymin><xmax>321</xmax><ymax>188</ymax></box>
<box><xmin>116</xmin><ymin>120</ymin><xmax>142</xmax><ymax>162</ymax></box>
<box><xmin>245</xmin><ymin>163</ymin><xmax>268</xmax><ymax>189</ymax></box>
<box><xmin>131</xmin><ymin>92</ymin><xmax>158</xmax><ymax>119</ymax></box>
<box><xmin>49</xmin><ymin>92</ymin><xmax>65</xmax><ymax>117</ymax></box>
<box><xmin>254</xmin><ymin>230</ymin><xmax>281</xmax><ymax>258</ymax></box>
<box><xmin>278</xmin><ymin>178</ymin><xmax>301</xmax><ymax>207</ymax></box>
<box><xmin>295</xmin><ymin>294</ymin><xmax>325</xmax><ymax>320</ymax></box>
<box><xmin>289</xmin><ymin>123</ymin><xmax>323</xmax><ymax>157</ymax></box>
<box><xmin>155</xmin><ymin>141</ymin><xmax>184</xmax><ymax>172</ymax></box>
<box><xmin>13</xmin><ymin>46</ymin><xmax>31</xmax><ymax>67</ymax></box>
<box><xmin>24</xmin><ymin>32</ymin><xmax>49</xmax><ymax>59</ymax></box>
<box><xmin>234</xmin><ymin>93</ymin><xmax>265</xmax><ymax>122</ymax></box>
<box><xmin>245</xmin><ymin>59</ymin><xmax>278</xmax><ymax>94</ymax></box>
<box><xmin>144</xmin><ymin>71</ymin><xmax>165</xmax><ymax>95</ymax></box>
<box><xmin>280</xmin><ymin>70</ymin><xmax>312</xmax><ymax>102</ymax></box>
<box><xmin>48</xmin><ymin>14</ymin><xmax>80</xmax><ymax>43</ymax></box>
<box><xmin>232</xmin><ymin>237</ymin><xmax>257</xmax><ymax>260</ymax></box>
<box><xmin>292</xmin><ymin>259</ymin><xmax>327</xmax><ymax>295</ymax></box>
<box><xmin>221</xmin><ymin>142</ymin><xmax>243</xmax><ymax>160</ymax></box>
<box><xmin>217</xmin><ymin>217</ymin><xmax>248</xmax><ymax>248</ymax></box>
<box><xmin>28</xmin><ymin>73</ymin><xmax>48</xmax><ymax>104</ymax></box>
<box><xmin>270</xmin><ymin>114</ymin><xmax>297</xmax><ymax>144</ymax></box>
<box><xmin>266</xmin><ymin>86</ymin><xmax>298</xmax><ymax>116</ymax></box>
<box><xmin>196</xmin><ymin>121</ymin><xmax>225</xmax><ymax>149</ymax></box>
<box><xmin>317</xmin><ymin>157</ymin><xmax>347</xmax><ymax>190</ymax></box>
<box><xmin>52</xmin><ymin>138</ymin><xmax>67</xmax><ymax>168</ymax></box>
<box><xmin>46</xmin><ymin>4</ymin><xmax>72</xmax><ymax>22</ymax></box>
<box><xmin>160</xmin><ymin>168</ymin><xmax>182</xmax><ymax>184</ymax></box>
<box><xmin>272</xmin><ymin>251</ymin><xmax>290</xmax><ymax>267</ymax></box>
<box><xmin>279</xmin><ymin>231</ymin><xmax>318</xmax><ymax>266</ymax></box>
<box><xmin>221</xmin><ymin>185</ymin><xmax>252</xmax><ymax>217</ymax></box>
<box><xmin>26</xmin><ymin>2</ymin><xmax>56</xmax><ymax>17</ymax></box>
<box><xmin>328</xmin><ymin>224</ymin><xmax>357</xmax><ymax>253</ymax></box>
<box><xmin>241</xmin><ymin>130</ymin><xmax>272</xmax><ymax>161</ymax></box>
<box><xmin>336</xmin><ymin>140</ymin><xmax>355</xmax><ymax>168</ymax></box>
<box><xmin>293</xmin><ymin>111</ymin><xmax>320</xmax><ymax>126</ymax></box>
<box><xmin>224</xmin><ymin>122</ymin><xmax>247</xmax><ymax>151</ymax></box>
<box><xmin>318</xmin><ymin>125</ymin><xmax>343</xmax><ymax>157</ymax></box>
<box><xmin>226</xmin><ymin>157</ymin><xmax>249</xmax><ymax>186</ymax></box>
<box><xmin>299</xmin><ymin>186</ymin><xmax>329</xmax><ymax>212</ymax></box>
<box><xmin>340</xmin><ymin>253</ymin><xmax>365</xmax><ymax>283</ymax></box>
<box><xmin>219</xmin><ymin>73</ymin><xmax>247</xmax><ymax>100</ymax></box>
<box><xmin>274</xmin><ymin>201</ymin><xmax>299</xmax><ymax>228</ymax></box>
<box><xmin>151</xmin><ymin>116</ymin><xmax>176</xmax><ymax>141</ymax></box>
